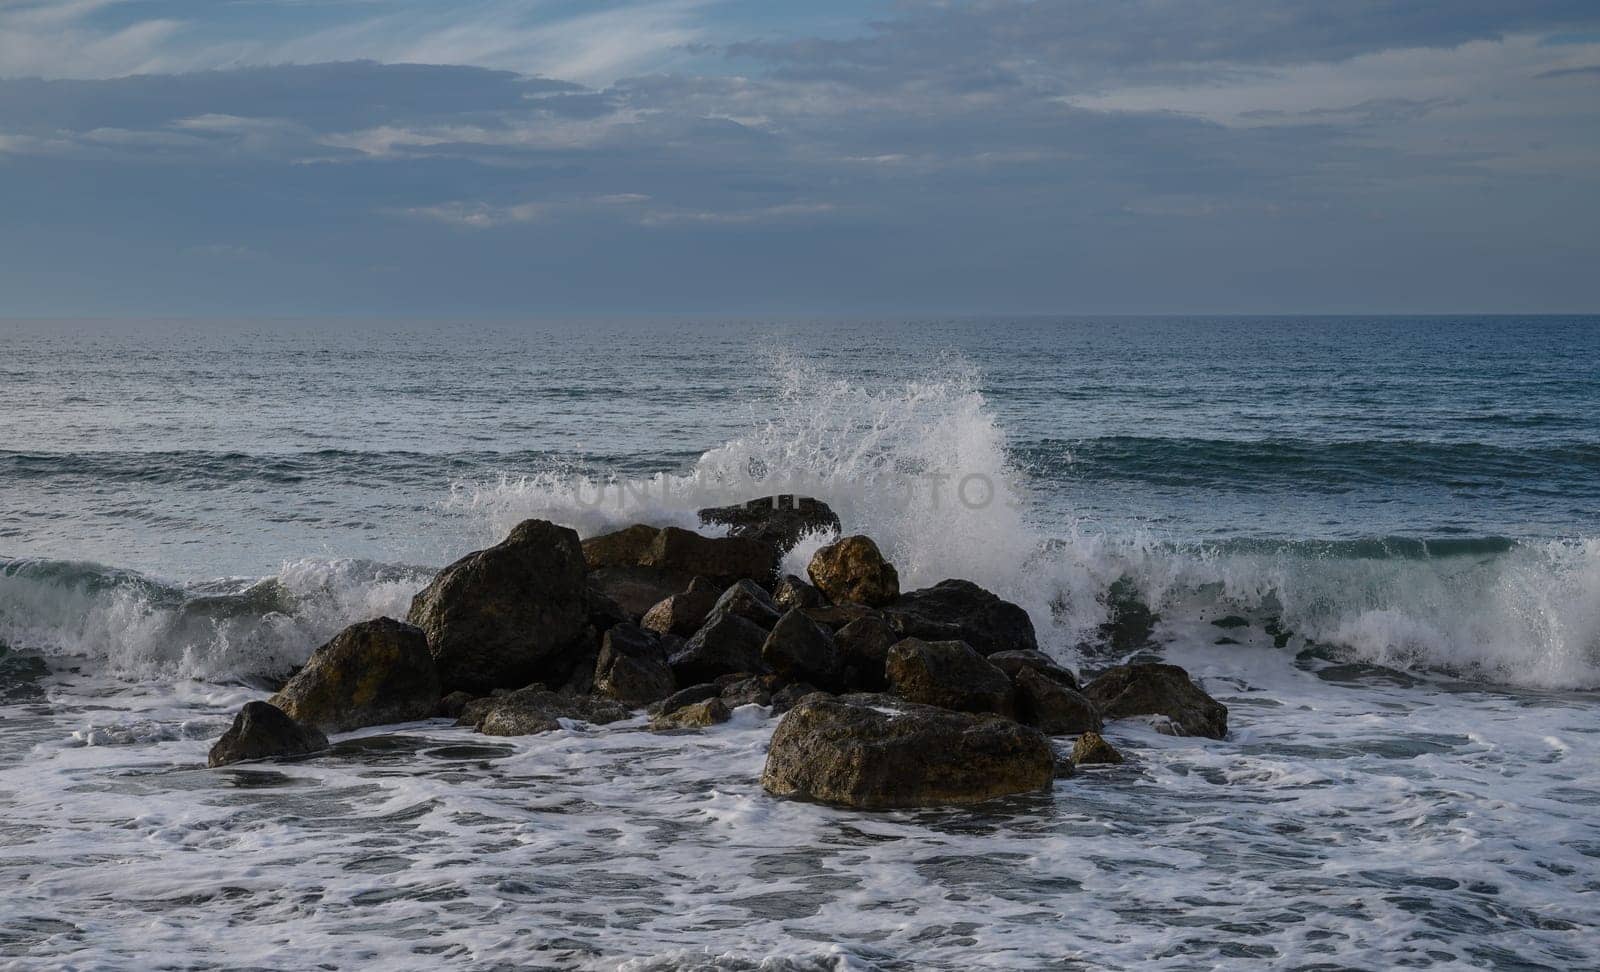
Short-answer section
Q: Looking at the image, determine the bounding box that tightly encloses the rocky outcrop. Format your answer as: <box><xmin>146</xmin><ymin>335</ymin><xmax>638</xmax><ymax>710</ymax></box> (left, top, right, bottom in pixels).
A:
<box><xmin>468</xmin><ymin>686</ymin><xmax>633</xmax><ymax>736</ymax></box>
<box><xmin>697</xmin><ymin>496</ymin><xmax>841</xmax><ymax>552</ymax></box>
<box><xmin>808</xmin><ymin>535</ymin><xmax>899</xmax><ymax>607</ymax></box>
<box><xmin>1070</xmin><ymin>731</ymin><xmax>1124</xmax><ymax>765</ymax></box>
<box><xmin>640</xmin><ymin>577</ymin><xmax>720</xmax><ymax>637</ymax></box>
<box><xmin>208</xmin><ymin>701</ymin><xmax>329</xmax><ymax>767</ymax></box>
<box><xmin>667</xmin><ymin>611</ymin><xmax>770</xmax><ymax>685</ymax></box>
<box><xmin>761</xmin><ymin>696</ymin><xmax>1055</xmax><ymax>809</ymax></box>
<box><xmin>269</xmin><ymin>618</ymin><xmax>440</xmax><ymax>732</ymax></box>
<box><xmin>593</xmin><ymin>623</ymin><xmax>675</xmax><ymax>705</ymax></box>
<box><xmin>761</xmin><ymin>609</ymin><xmax>840</xmax><ymax>686</ymax></box>
<box><xmin>650</xmin><ymin>696</ymin><xmax>730</xmax><ymax>731</ymax></box>
<box><xmin>584</xmin><ymin>524</ymin><xmax>779</xmax><ymax>587</ymax></box>
<box><xmin>1082</xmin><ymin>663</ymin><xmax>1228</xmax><ymax>739</ymax></box>
<box><xmin>884</xmin><ymin>638</ymin><xmax>1015</xmax><ymax>717</ymax></box>
<box><xmin>407</xmin><ymin>519</ymin><xmax>591</xmax><ymax>693</ymax></box>
<box><xmin>1012</xmin><ymin>667</ymin><xmax>1101</xmax><ymax>735</ymax></box>
<box><xmin>887</xmin><ymin>580</ymin><xmax>1037</xmax><ymax>656</ymax></box>
<box><xmin>773</xmin><ymin>574</ymin><xmax>826</xmax><ymax>611</ymax></box>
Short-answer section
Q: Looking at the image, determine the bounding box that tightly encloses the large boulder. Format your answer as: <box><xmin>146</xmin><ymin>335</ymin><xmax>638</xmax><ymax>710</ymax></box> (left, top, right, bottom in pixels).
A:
<box><xmin>269</xmin><ymin>618</ymin><xmax>440</xmax><ymax>732</ymax></box>
<box><xmin>208</xmin><ymin>701</ymin><xmax>328</xmax><ymax>767</ymax></box>
<box><xmin>667</xmin><ymin>611</ymin><xmax>770</xmax><ymax>685</ymax></box>
<box><xmin>640</xmin><ymin>577</ymin><xmax>720</xmax><ymax>637</ymax></box>
<box><xmin>1082</xmin><ymin>663</ymin><xmax>1228</xmax><ymax>739</ymax></box>
<box><xmin>593</xmin><ymin>623</ymin><xmax>676</xmax><ymax>705</ymax></box>
<box><xmin>761</xmin><ymin>696</ymin><xmax>1055</xmax><ymax>809</ymax></box>
<box><xmin>408</xmin><ymin>519</ymin><xmax>591</xmax><ymax>693</ymax></box>
<box><xmin>697</xmin><ymin>496</ymin><xmax>842</xmax><ymax>552</ymax></box>
<box><xmin>588</xmin><ymin>566</ymin><xmax>695</xmax><ymax>622</ymax></box>
<box><xmin>467</xmin><ymin>686</ymin><xmax>633</xmax><ymax>736</ymax></box>
<box><xmin>834</xmin><ymin>614</ymin><xmax>895</xmax><ymax>690</ymax></box>
<box><xmin>987</xmin><ymin>649</ymin><xmax>1078</xmax><ymax>690</ymax></box>
<box><xmin>1012</xmin><ymin>667</ymin><xmax>1102</xmax><ymax>735</ymax></box>
<box><xmin>885</xmin><ymin>638</ymin><xmax>1015</xmax><ymax>717</ymax></box>
<box><xmin>762</xmin><ymin>609</ymin><xmax>840</xmax><ymax>686</ymax></box>
<box><xmin>886</xmin><ymin>579</ymin><xmax>1037</xmax><ymax>656</ymax></box>
<box><xmin>808</xmin><ymin>535</ymin><xmax>900</xmax><ymax>607</ymax></box>
<box><xmin>584</xmin><ymin>524</ymin><xmax>780</xmax><ymax>587</ymax></box>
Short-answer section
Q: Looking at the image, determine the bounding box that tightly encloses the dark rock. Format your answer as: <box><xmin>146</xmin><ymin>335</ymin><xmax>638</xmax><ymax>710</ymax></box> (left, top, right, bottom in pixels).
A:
<box><xmin>1070</xmin><ymin>730</ymin><xmax>1124</xmax><ymax>765</ymax></box>
<box><xmin>697</xmin><ymin>496</ymin><xmax>842</xmax><ymax>552</ymax></box>
<box><xmin>668</xmin><ymin>611</ymin><xmax>771</xmax><ymax>685</ymax></box>
<box><xmin>640</xmin><ymin>582</ymin><xmax>721</xmax><ymax>637</ymax></box>
<box><xmin>718</xmin><ymin>674</ymin><xmax>774</xmax><ymax>708</ymax></box>
<box><xmin>762</xmin><ymin>609</ymin><xmax>840</xmax><ymax>686</ymax></box>
<box><xmin>773</xmin><ymin>574</ymin><xmax>827</xmax><ymax>611</ymax></box>
<box><xmin>208</xmin><ymin>701</ymin><xmax>328</xmax><ymax>767</ymax></box>
<box><xmin>585</xmin><ymin>524</ymin><xmax>779</xmax><ymax>586</ymax></box>
<box><xmin>884</xmin><ymin>638</ymin><xmax>1015</xmax><ymax>717</ymax></box>
<box><xmin>1212</xmin><ymin>615</ymin><xmax>1250</xmax><ymax>629</ymax></box>
<box><xmin>593</xmin><ymin>623</ymin><xmax>675</xmax><ymax>705</ymax></box>
<box><xmin>1082</xmin><ymin>663</ymin><xmax>1228</xmax><ymax>739</ymax></box>
<box><xmin>771</xmin><ymin>682</ymin><xmax>822</xmax><ymax>714</ymax></box>
<box><xmin>588</xmin><ymin>566</ymin><xmax>696</xmax><ymax>622</ymax></box>
<box><xmin>651</xmin><ymin>696</ymin><xmax>731</xmax><ymax>730</ymax></box>
<box><xmin>761</xmin><ymin>696</ymin><xmax>1055</xmax><ymax>809</ymax></box>
<box><xmin>581</xmin><ymin>523</ymin><xmax>662</xmax><ymax>568</ymax></box>
<box><xmin>269</xmin><ymin>618</ymin><xmax>440</xmax><ymax>733</ymax></box>
<box><xmin>712</xmin><ymin>579</ymin><xmax>783</xmax><ymax>628</ymax></box>
<box><xmin>436</xmin><ymin>690</ymin><xmax>474</xmax><ymax>720</ymax></box>
<box><xmin>648</xmin><ymin>682</ymin><xmax>722</xmax><ymax>717</ymax></box>
<box><xmin>832</xmin><ymin>614</ymin><xmax>895</xmax><ymax>691</ymax></box>
<box><xmin>472</xmin><ymin>686</ymin><xmax>633</xmax><ymax>736</ymax></box>
<box><xmin>807</xmin><ymin>535</ymin><xmax>899</xmax><ymax>607</ymax></box>
<box><xmin>407</xmin><ymin>519</ymin><xmax>590</xmax><ymax>693</ymax></box>
<box><xmin>1013</xmin><ymin>667</ymin><xmax>1102</xmax><ymax>734</ymax></box>
<box><xmin>987</xmin><ymin>649</ymin><xmax>1079</xmax><ymax>690</ymax></box>
<box><xmin>586</xmin><ymin>587</ymin><xmax>630</xmax><ymax>634</ymax></box>
<box><xmin>1098</xmin><ymin>578</ymin><xmax>1157</xmax><ymax>650</ymax></box>
<box><xmin>802</xmin><ymin>603</ymin><xmax>881</xmax><ymax>630</ymax></box>
<box><xmin>887</xmin><ymin>579</ymin><xmax>1037</xmax><ymax>656</ymax></box>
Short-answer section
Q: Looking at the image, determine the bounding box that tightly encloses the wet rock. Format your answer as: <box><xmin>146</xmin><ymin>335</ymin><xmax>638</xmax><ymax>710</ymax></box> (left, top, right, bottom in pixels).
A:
<box><xmin>436</xmin><ymin>690</ymin><xmax>474</xmax><ymax>720</ymax></box>
<box><xmin>585</xmin><ymin>524</ymin><xmax>779</xmax><ymax>586</ymax></box>
<box><xmin>472</xmin><ymin>687</ymin><xmax>632</xmax><ymax>736</ymax></box>
<box><xmin>588</xmin><ymin>566</ymin><xmax>696</xmax><ymax>622</ymax></box>
<box><xmin>987</xmin><ymin>649</ymin><xmax>1079</xmax><ymax>690</ymax></box>
<box><xmin>718</xmin><ymin>674</ymin><xmax>774</xmax><ymax>708</ymax></box>
<box><xmin>833</xmin><ymin>614</ymin><xmax>895</xmax><ymax>691</ymax></box>
<box><xmin>770</xmin><ymin>682</ymin><xmax>822</xmax><ymax>714</ymax></box>
<box><xmin>668</xmin><ymin>611</ymin><xmax>771</xmax><ymax>685</ymax></box>
<box><xmin>802</xmin><ymin>603</ymin><xmax>881</xmax><ymax>630</ymax></box>
<box><xmin>1212</xmin><ymin>615</ymin><xmax>1250</xmax><ymax>629</ymax></box>
<box><xmin>761</xmin><ymin>696</ymin><xmax>1055</xmax><ymax>809</ymax></box>
<box><xmin>648</xmin><ymin>682</ymin><xmax>722</xmax><ymax>717</ymax></box>
<box><xmin>593</xmin><ymin>623</ymin><xmax>675</xmax><ymax>705</ymax></box>
<box><xmin>762</xmin><ymin>609</ymin><xmax>840</xmax><ymax>686</ymax></box>
<box><xmin>208</xmin><ymin>701</ymin><xmax>328</xmax><ymax>767</ymax></box>
<box><xmin>640</xmin><ymin>578</ymin><xmax>720</xmax><ymax>637</ymax></box>
<box><xmin>697</xmin><ymin>496</ymin><xmax>842</xmax><ymax>553</ymax></box>
<box><xmin>773</xmin><ymin>574</ymin><xmax>827</xmax><ymax>611</ymax></box>
<box><xmin>269</xmin><ymin>618</ymin><xmax>440</xmax><ymax>733</ymax></box>
<box><xmin>1098</xmin><ymin>578</ymin><xmax>1157</xmax><ymax>650</ymax></box>
<box><xmin>712</xmin><ymin>579</ymin><xmax>783</xmax><ymax>628</ymax></box>
<box><xmin>807</xmin><ymin>535</ymin><xmax>900</xmax><ymax>607</ymax></box>
<box><xmin>581</xmin><ymin>523</ymin><xmax>663</xmax><ymax>569</ymax></box>
<box><xmin>1082</xmin><ymin>663</ymin><xmax>1228</xmax><ymax>739</ymax></box>
<box><xmin>408</xmin><ymin>519</ymin><xmax>591</xmax><ymax>693</ymax></box>
<box><xmin>1012</xmin><ymin>667</ymin><xmax>1102</xmax><ymax>735</ymax></box>
<box><xmin>885</xmin><ymin>638</ymin><xmax>1015</xmax><ymax>717</ymax></box>
<box><xmin>651</xmin><ymin>696</ymin><xmax>731</xmax><ymax>730</ymax></box>
<box><xmin>1070</xmin><ymin>730</ymin><xmax>1124</xmax><ymax>765</ymax></box>
<box><xmin>887</xmin><ymin>579</ymin><xmax>1037</xmax><ymax>656</ymax></box>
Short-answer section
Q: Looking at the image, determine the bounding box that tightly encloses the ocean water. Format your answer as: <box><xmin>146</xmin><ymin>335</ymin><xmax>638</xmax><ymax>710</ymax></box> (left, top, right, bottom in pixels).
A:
<box><xmin>2</xmin><ymin>316</ymin><xmax>1598</xmax><ymax>970</ymax></box>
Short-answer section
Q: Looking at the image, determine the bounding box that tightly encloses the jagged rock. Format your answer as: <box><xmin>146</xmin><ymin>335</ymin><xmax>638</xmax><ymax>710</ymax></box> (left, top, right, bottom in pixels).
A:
<box><xmin>436</xmin><ymin>690</ymin><xmax>474</xmax><ymax>720</ymax></box>
<box><xmin>770</xmin><ymin>682</ymin><xmax>822</xmax><ymax>714</ymax></box>
<box><xmin>987</xmin><ymin>649</ymin><xmax>1079</xmax><ymax>690</ymax></box>
<box><xmin>593</xmin><ymin>623</ymin><xmax>675</xmax><ymax>705</ymax></box>
<box><xmin>667</xmin><ymin>611</ymin><xmax>770</xmax><ymax>684</ymax></box>
<box><xmin>588</xmin><ymin>566</ymin><xmax>696</xmax><ymax>621</ymax></box>
<box><xmin>408</xmin><ymin>519</ymin><xmax>591</xmax><ymax>693</ymax></box>
<box><xmin>833</xmin><ymin>614</ymin><xmax>895</xmax><ymax>690</ymax></box>
<box><xmin>640</xmin><ymin>578</ymin><xmax>720</xmax><ymax>637</ymax></box>
<box><xmin>1082</xmin><ymin>663</ymin><xmax>1228</xmax><ymax>739</ymax></box>
<box><xmin>648</xmin><ymin>682</ymin><xmax>721</xmax><ymax>717</ymax></box>
<box><xmin>472</xmin><ymin>687</ymin><xmax>632</xmax><ymax>736</ymax></box>
<box><xmin>1099</xmin><ymin>578</ymin><xmax>1157</xmax><ymax>650</ymax></box>
<box><xmin>773</xmin><ymin>574</ymin><xmax>827</xmax><ymax>610</ymax></box>
<box><xmin>1070</xmin><ymin>731</ymin><xmax>1124</xmax><ymax>765</ymax></box>
<box><xmin>761</xmin><ymin>696</ymin><xmax>1055</xmax><ymax>809</ymax></box>
<box><xmin>697</xmin><ymin>496</ymin><xmax>842</xmax><ymax>552</ymax></box>
<box><xmin>208</xmin><ymin>701</ymin><xmax>328</xmax><ymax>767</ymax></box>
<box><xmin>762</xmin><ymin>609</ymin><xmax>840</xmax><ymax>686</ymax></box>
<box><xmin>584</xmin><ymin>524</ymin><xmax>779</xmax><ymax>586</ymax></box>
<box><xmin>808</xmin><ymin>535</ymin><xmax>900</xmax><ymax>607</ymax></box>
<box><xmin>269</xmin><ymin>618</ymin><xmax>440</xmax><ymax>732</ymax></box>
<box><xmin>1012</xmin><ymin>667</ymin><xmax>1102</xmax><ymax>734</ymax></box>
<box><xmin>887</xmin><ymin>579</ymin><xmax>1037</xmax><ymax>656</ymax></box>
<box><xmin>885</xmin><ymin>638</ymin><xmax>1015</xmax><ymax>717</ymax></box>
<box><xmin>651</xmin><ymin>697</ymin><xmax>731</xmax><ymax>730</ymax></box>
<box><xmin>713</xmin><ymin>579</ymin><xmax>783</xmax><ymax>628</ymax></box>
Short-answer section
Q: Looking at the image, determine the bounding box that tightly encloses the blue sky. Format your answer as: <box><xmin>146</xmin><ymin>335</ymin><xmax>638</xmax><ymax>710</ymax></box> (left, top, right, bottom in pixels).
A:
<box><xmin>2</xmin><ymin>0</ymin><xmax>1598</xmax><ymax>315</ymax></box>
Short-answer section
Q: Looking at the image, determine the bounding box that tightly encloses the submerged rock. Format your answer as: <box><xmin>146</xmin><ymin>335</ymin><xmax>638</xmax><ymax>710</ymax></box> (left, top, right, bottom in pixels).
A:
<box><xmin>651</xmin><ymin>696</ymin><xmax>731</xmax><ymax>731</ymax></box>
<box><xmin>1082</xmin><ymin>662</ymin><xmax>1228</xmax><ymax>739</ymax></box>
<box><xmin>762</xmin><ymin>608</ymin><xmax>840</xmax><ymax>686</ymax></box>
<box><xmin>208</xmin><ymin>701</ymin><xmax>328</xmax><ymax>767</ymax></box>
<box><xmin>761</xmin><ymin>696</ymin><xmax>1055</xmax><ymax>809</ymax></box>
<box><xmin>593</xmin><ymin>623</ymin><xmax>675</xmax><ymax>705</ymax></box>
<box><xmin>269</xmin><ymin>618</ymin><xmax>440</xmax><ymax>733</ymax></box>
<box><xmin>697</xmin><ymin>496</ymin><xmax>842</xmax><ymax>552</ymax></box>
<box><xmin>1098</xmin><ymin>578</ymin><xmax>1157</xmax><ymax>650</ymax></box>
<box><xmin>808</xmin><ymin>535</ymin><xmax>900</xmax><ymax>607</ymax></box>
<box><xmin>471</xmin><ymin>687</ymin><xmax>632</xmax><ymax>736</ymax></box>
<box><xmin>885</xmin><ymin>638</ymin><xmax>1015</xmax><ymax>717</ymax></box>
<box><xmin>1012</xmin><ymin>667</ymin><xmax>1102</xmax><ymax>735</ymax></box>
<box><xmin>1070</xmin><ymin>731</ymin><xmax>1124</xmax><ymax>766</ymax></box>
<box><xmin>407</xmin><ymin>519</ymin><xmax>591</xmax><ymax>694</ymax></box>
<box><xmin>887</xmin><ymin>579</ymin><xmax>1038</xmax><ymax>656</ymax></box>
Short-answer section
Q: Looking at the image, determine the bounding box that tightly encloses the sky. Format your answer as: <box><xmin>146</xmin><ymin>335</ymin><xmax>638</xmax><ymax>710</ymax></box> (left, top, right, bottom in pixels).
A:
<box><xmin>1</xmin><ymin>0</ymin><xmax>1598</xmax><ymax>316</ymax></box>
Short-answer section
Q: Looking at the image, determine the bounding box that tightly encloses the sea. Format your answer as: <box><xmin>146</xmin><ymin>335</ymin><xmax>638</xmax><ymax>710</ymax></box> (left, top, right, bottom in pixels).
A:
<box><xmin>1</xmin><ymin>316</ymin><xmax>1597</xmax><ymax>971</ymax></box>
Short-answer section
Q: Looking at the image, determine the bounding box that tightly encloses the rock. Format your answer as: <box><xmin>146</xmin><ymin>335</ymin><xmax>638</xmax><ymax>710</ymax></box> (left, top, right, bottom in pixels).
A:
<box><xmin>987</xmin><ymin>649</ymin><xmax>1079</xmax><ymax>690</ymax></box>
<box><xmin>436</xmin><ymin>690</ymin><xmax>474</xmax><ymax>720</ymax></box>
<box><xmin>1098</xmin><ymin>578</ymin><xmax>1157</xmax><ymax>650</ymax></box>
<box><xmin>472</xmin><ymin>686</ymin><xmax>632</xmax><ymax>736</ymax></box>
<box><xmin>773</xmin><ymin>574</ymin><xmax>827</xmax><ymax>611</ymax></box>
<box><xmin>762</xmin><ymin>609</ymin><xmax>840</xmax><ymax>686</ymax></box>
<box><xmin>887</xmin><ymin>579</ymin><xmax>1037</xmax><ymax>656</ymax></box>
<box><xmin>808</xmin><ymin>535</ymin><xmax>900</xmax><ymax>607</ymax></box>
<box><xmin>761</xmin><ymin>696</ymin><xmax>1055</xmax><ymax>809</ymax></box>
<box><xmin>582</xmin><ymin>524</ymin><xmax>662</xmax><ymax>569</ymax></box>
<box><xmin>697</xmin><ymin>496</ymin><xmax>842</xmax><ymax>552</ymax></box>
<box><xmin>1212</xmin><ymin>615</ymin><xmax>1250</xmax><ymax>629</ymax></box>
<box><xmin>585</xmin><ymin>524</ymin><xmax>779</xmax><ymax>586</ymax></box>
<box><xmin>833</xmin><ymin>614</ymin><xmax>895</xmax><ymax>691</ymax></box>
<box><xmin>770</xmin><ymin>682</ymin><xmax>822</xmax><ymax>714</ymax></box>
<box><xmin>208</xmin><ymin>701</ymin><xmax>328</xmax><ymax>767</ymax></box>
<box><xmin>718</xmin><ymin>674</ymin><xmax>774</xmax><ymax>708</ymax></box>
<box><xmin>589</xmin><ymin>566</ymin><xmax>696</xmax><ymax>622</ymax></box>
<box><xmin>1012</xmin><ymin>667</ymin><xmax>1102</xmax><ymax>734</ymax></box>
<box><xmin>407</xmin><ymin>519</ymin><xmax>591</xmax><ymax>693</ymax></box>
<box><xmin>640</xmin><ymin>582</ymin><xmax>720</xmax><ymax>638</ymax></box>
<box><xmin>1082</xmin><ymin>663</ymin><xmax>1228</xmax><ymax>739</ymax></box>
<box><xmin>648</xmin><ymin>682</ymin><xmax>722</xmax><ymax>717</ymax></box>
<box><xmin>1070</xmin><ymin>730</ymin><xmax>1124</xmax><ymax>765</ymax></box>
<box><xmin>712</xmin><ymin>579</ymin><xmax>783</xmax><ymax>628</ymax></box>
<box><xmin>802</xmin><ymin>603</ymin><xmax>881</xmax><ymax>630</ymax></box>
<box><xmin>593</xmin><ymin>623</ymin><xmax>675</xmax><ymax>705</ymax></box>
<box><xmin>651</xmin><ymin>697</ymin><xmax>731</xmax><ymax>730</ymax></box>
<box><xmin>269</xmin><ymin>618</ymin><xmax>440</xmax><ymax>732</ymax></box>
<box><xmin>884</xmin><ymin>638</ymin><xmax>1015</xmax><ymax>717</ymax></box>
<box><xmin>668</xmin><ymin>611</ymin><xmax>770</xmax><ymax>685</ymax></box>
